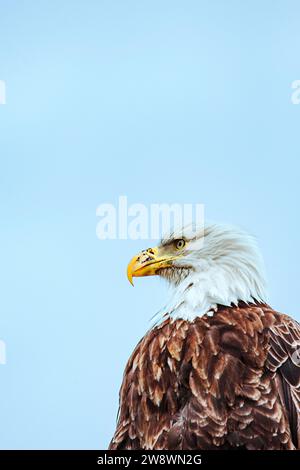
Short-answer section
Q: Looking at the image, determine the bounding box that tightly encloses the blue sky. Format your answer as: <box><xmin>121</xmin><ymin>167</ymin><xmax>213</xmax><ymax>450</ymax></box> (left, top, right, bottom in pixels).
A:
<box><xmin>0</xmin><ymin>0</ymin><xmax>299</xmax><ymax>449</ymax></box>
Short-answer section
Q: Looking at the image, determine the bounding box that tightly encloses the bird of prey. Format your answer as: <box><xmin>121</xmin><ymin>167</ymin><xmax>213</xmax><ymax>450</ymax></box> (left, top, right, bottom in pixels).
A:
<box><xmin>109</xmin><ymin>224</ymin><xmax>300</xmax><ymax>450</ymax></box>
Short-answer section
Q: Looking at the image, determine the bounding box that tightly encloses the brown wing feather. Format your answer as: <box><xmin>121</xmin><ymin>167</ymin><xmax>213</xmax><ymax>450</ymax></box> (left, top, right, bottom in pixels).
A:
<box><xmin>109</xmin><ymin>304</ymin><xmax>299</xmax><ymax>450</ymax></box>
<box><xmin>266</xmin><ymin>316</ymin><xmax>300</xmax><ymax>447</ymax></box>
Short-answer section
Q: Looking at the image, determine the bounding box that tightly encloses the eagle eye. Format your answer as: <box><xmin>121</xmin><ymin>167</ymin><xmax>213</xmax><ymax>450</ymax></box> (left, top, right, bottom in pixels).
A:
<box><xmin>175</xmin><ymin>239</ymin><xmax>186</xmax><ymax>250</ymax></box>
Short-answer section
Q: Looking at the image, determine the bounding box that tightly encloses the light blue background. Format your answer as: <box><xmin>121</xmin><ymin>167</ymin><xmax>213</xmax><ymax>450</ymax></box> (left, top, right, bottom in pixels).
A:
<box><xmin>0</xmin><ymin>0</ymin><xmax>299</xmax><ymax>449</ymax></box>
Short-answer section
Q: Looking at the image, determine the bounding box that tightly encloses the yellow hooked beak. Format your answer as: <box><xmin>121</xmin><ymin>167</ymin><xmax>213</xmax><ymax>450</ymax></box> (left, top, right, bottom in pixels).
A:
<box><xmin>127</xmin><ymin>246</ymin><xmax>178</xmax><ymax>286</ymax></box>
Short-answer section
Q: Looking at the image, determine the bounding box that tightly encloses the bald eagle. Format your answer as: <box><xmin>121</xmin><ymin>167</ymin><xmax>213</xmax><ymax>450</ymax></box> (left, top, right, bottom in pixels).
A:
<box><xmin>109</xmin><ymin>224</ymin><xmax>300</xmax><ymax>450</ymax></box>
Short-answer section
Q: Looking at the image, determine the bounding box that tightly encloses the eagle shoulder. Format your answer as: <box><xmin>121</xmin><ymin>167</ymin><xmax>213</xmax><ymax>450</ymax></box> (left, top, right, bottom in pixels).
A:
<box><xmin>109</xmin><ymin>304</ymin><xmax>299</xmax><ymax>450</ymax></box>
<box><xmin>266</xmin><ymin>312</ymin><xmax>300</xmax><ymax>448</ymax></box>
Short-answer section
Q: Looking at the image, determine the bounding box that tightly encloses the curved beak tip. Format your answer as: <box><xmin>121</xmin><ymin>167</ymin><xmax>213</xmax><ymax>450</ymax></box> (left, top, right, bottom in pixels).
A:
<box><xmin>127</xmin><ymin>267</ymin><xmax>135</xmax><ymax>286</ymax></box>
<box><xmin>126</xmin><ymin>246</ymin><xmax>163</xmax><ymax>286</ymax></box>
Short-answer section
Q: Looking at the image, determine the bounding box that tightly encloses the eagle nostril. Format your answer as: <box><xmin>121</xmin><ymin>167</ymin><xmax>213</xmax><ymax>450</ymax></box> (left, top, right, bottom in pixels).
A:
<box><xmin>140</xmin><ymin>250</ymin><xmax>155</xmax><ymax>263</ymax></box>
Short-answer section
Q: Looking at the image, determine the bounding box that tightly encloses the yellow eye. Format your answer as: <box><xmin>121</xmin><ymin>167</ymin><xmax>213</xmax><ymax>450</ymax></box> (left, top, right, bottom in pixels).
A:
<box><xmin>175</xmin><ymin>239</ymin><xmax>186</xmax><ymax>250</ymax></box>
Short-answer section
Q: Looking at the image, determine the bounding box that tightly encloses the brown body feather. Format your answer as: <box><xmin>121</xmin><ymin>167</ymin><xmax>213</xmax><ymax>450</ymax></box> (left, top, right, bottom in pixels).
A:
<box><xmin>109</xmin><ymin>303</ymin><xmax>300</xmax><ymax>450</ymax></box>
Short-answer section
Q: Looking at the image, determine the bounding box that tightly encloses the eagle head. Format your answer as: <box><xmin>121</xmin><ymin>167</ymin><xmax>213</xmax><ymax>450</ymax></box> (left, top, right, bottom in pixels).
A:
<box><xmin>127</xmin><ymin>224</ymin><xmax>268</xmax><ymax>320</ymax></box>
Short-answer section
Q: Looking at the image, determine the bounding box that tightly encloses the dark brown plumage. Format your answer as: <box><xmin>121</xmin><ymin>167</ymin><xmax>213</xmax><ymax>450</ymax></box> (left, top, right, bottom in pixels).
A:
<box><xmin>109</xmin><ymin>303</ymin><xmax>300</xmax><ymax>450</ymax></box>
